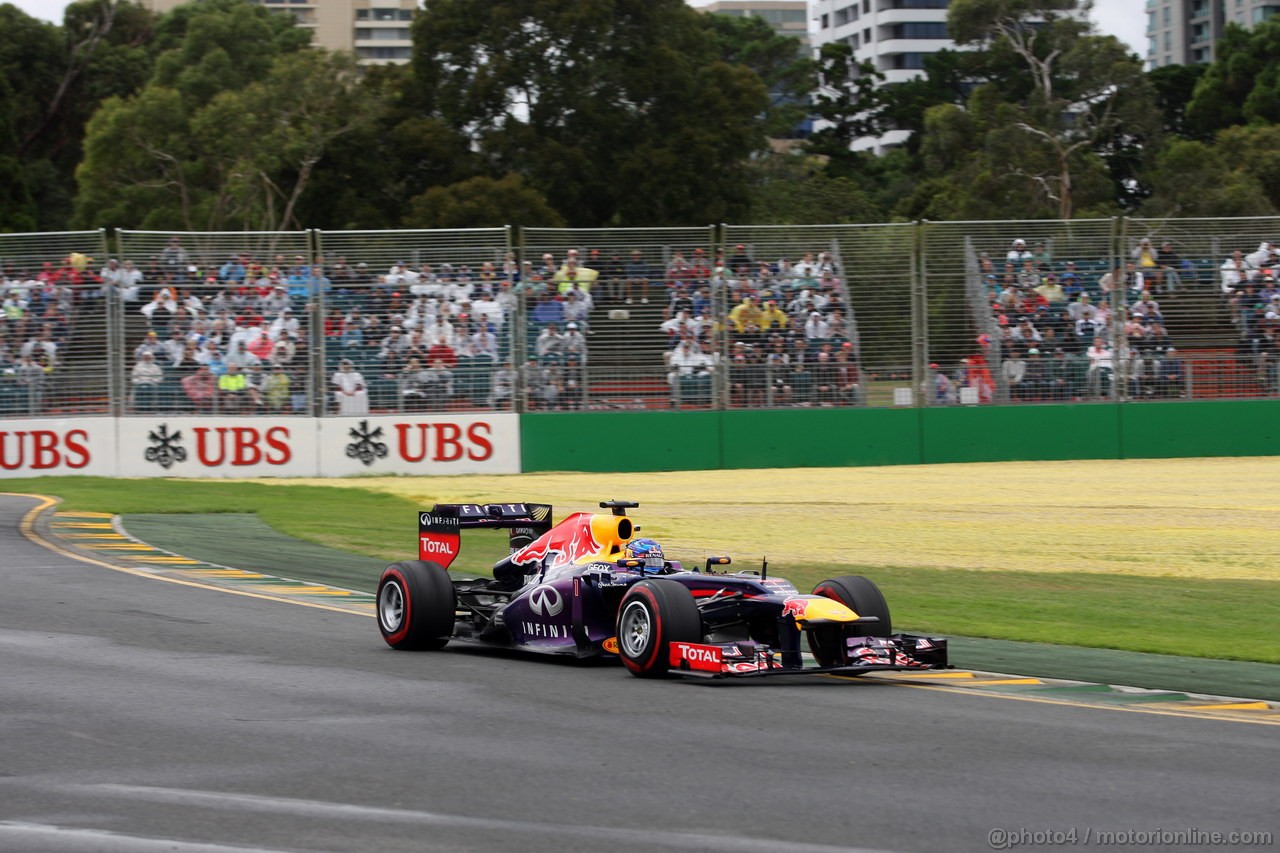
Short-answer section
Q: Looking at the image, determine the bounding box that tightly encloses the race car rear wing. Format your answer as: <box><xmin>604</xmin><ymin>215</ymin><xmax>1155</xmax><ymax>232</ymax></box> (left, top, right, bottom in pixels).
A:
<box><xmin>419</xmin><ymin>503</ymin><xmax>554</xmax><ymax>569</ymax></box>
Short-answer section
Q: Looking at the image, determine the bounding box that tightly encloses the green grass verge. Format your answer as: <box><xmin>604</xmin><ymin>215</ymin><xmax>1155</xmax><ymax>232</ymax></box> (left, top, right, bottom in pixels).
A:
<box><xmin>7</xmin><ymin>477</ymin><xmax>1279</xmax><ymax>663</ymax></box>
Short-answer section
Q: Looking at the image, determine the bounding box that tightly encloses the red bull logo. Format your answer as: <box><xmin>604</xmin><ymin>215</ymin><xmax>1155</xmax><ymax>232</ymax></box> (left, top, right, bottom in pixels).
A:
<box><xmin>781</xmin><ymin>598</ymin><xmax>809</xmax><ymax>619</ymax></box>
<box><xmin>511</xmin><ymin>512</ymin><xmax>602</xmax><ymax>570</ymax></box>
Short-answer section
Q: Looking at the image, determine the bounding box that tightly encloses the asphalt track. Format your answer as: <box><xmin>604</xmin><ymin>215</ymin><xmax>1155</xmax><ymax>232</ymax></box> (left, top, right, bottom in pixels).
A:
<box><xmin>0</xmin><ymin>496</ymin><xmax>1276</xmax><ymax>853</ymax></box>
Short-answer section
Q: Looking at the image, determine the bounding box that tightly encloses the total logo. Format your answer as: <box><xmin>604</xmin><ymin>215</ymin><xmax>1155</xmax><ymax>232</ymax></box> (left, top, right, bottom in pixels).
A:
<box><xmin>420</xmin><ymin>539</ymin><xmax>456</xmax><ymax>555</ymax></box>
<box><xmin>528</xmin><ymin>584</ymin><xmax>564</xmax><ymax>617</ymax></box>
<box><xmin>672</xmin><ymin>642</ymin><xmax>722</xmax><ymax>665</ymax></box>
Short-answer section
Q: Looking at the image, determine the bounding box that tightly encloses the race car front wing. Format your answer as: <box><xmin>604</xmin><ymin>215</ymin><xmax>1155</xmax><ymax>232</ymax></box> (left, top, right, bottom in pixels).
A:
<box><xmin>668</xmin><ymin>634</ymin><xmax>949</xmax><ymax>679</ymax></box>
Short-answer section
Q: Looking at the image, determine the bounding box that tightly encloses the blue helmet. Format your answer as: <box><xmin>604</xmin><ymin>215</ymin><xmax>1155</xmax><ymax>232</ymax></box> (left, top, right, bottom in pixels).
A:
<box><xmin>624</xmin><ymin>538</ymin><xmax>665</xmax><ymax>571</ymax></box>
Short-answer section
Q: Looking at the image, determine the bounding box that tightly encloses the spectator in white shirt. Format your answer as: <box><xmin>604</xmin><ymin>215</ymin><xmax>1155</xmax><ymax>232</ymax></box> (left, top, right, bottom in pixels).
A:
<box><xmin>331</xmin><ymin>358</ymin><xmax>368</xmax><ymax>415</ymax></box>
<box><xmin>804</xmin><ymin>311</ymin><xmax>831</xmax><ymax>341</ymax></box>
<box><xmin>424</xmin><ymin>315</ymin><xmax>455</xmax><ymax>348</ymax></box>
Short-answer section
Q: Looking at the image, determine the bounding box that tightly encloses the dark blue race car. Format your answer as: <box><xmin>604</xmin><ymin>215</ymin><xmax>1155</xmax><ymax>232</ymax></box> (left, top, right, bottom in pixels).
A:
<box><xmin>376</xmin><ymin>500</ymin><xmax>947</xmax><ymax>679</ymax></box>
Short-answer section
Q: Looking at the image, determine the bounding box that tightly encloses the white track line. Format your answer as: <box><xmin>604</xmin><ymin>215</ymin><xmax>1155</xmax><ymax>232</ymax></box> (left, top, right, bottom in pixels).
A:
<box><xmin>70</xmin><ymin>783</ymin><xmax>896</xmax><ymax>853</ymax></box>
<box><xmin>0</xmin><ymin>822</ymin><xmax>295</xmax><ymax>853</ymax></box>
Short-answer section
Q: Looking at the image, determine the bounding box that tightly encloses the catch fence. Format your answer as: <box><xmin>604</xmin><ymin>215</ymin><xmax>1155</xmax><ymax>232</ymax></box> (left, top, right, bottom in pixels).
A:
<box><xmin>0</xmin><ymin>230</ymin><xmax>111</xmax><ymax>416</ymax></box>
<box><xmin>2</xmin><ymin>217</ymin><xmax>1277</xmax><ymax>419</ymax></box>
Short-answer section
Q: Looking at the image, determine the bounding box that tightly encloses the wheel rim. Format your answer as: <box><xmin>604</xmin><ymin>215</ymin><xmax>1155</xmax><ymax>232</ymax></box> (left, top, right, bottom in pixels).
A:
<box><xmin>379</xmin><ymin>580</ymin><xmax>404</xmax><ymax>632</ymax></box>
<box><xmin>619</xmin><ymin>600</ymin><xmax>652</xmax><ymax>657</ymax></box>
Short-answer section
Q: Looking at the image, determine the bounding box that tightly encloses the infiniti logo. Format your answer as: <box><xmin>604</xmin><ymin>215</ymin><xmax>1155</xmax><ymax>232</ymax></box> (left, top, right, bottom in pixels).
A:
<box><xmin>528</xmin><ymin>584</ymin><xmax>563</xmax><ymax>617</ymax></box>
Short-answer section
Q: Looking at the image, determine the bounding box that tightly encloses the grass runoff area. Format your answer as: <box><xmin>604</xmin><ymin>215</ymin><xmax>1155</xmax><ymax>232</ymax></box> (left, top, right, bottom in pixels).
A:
<box><xmin>6</xmin><ymin>456</ymin><xmax>1280</xmax><ymax>665</ymax></box>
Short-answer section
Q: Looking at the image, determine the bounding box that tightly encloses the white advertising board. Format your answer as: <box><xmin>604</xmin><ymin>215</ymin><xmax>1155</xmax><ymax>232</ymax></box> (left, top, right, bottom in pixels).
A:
<box><xmin>0</xmin><ymin>414</ymin><xmax>521</xmax><ymax>479</ymax></box>
<box><xmin>317</xmin><ymin>414</ymin><xmax>520</xmax><ymax>477</ymax></box>
<box><xmin>115</xmin><ymin>417</ymin><xmax>319</xmax><ymax>478</ymax></box>
<box><xmin>0</xmin><ymin>418</ymin><xmax>118</xmax><ymax>478</ymax></box>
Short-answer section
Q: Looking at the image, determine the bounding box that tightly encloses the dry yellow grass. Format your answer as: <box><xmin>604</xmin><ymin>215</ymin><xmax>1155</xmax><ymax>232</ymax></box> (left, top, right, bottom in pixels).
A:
<box><xmin>259</xmin><ymin>456</ymin><xmax>1280</xmax><ymax>581</ymax></box>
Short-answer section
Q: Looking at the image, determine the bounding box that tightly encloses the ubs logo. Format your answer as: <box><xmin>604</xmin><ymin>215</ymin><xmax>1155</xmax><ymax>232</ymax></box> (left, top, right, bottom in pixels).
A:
<box><xmin>528</xmin><ymin>584</ymin><xmax>563</xmax><ymax>617</ymax></box>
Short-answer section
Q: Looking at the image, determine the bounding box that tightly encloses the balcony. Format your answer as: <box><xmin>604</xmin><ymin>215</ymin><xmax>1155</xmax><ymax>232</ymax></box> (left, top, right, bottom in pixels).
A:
<box><xmin>873</xmin><ymin>7</ymin><xmax>950</xmax><ymax>26</ymax></box>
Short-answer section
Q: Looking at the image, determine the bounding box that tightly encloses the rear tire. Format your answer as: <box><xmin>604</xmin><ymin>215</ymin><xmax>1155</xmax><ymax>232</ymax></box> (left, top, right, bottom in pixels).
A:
<box><xmin>377</xmin><ymin>560</ymin><xmax>455</xmax><ymax>650</ymax></box>
<box><xmin>617</xmin><ymin>580</ymin><xmax>702</xmax><ymax>678</ymax></box>
<box><xmin>808</xmin><ymin>575</ymin><xmax>892</xmax><ymax>666</ymax></box>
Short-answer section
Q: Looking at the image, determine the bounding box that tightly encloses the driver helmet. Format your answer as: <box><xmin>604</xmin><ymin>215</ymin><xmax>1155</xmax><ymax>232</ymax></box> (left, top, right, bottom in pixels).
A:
<box><xmin>624</xmin><ymin>538</ymin><xmax>665</xmax><ymax>571</ymax></box>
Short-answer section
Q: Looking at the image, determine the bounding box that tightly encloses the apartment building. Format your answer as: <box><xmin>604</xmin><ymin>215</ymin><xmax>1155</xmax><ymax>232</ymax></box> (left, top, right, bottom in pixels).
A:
<box><xmin>141</xmin><ymin>0</ymin><xmax>419</xmax><ymax>65</ymax></box>
<box><xmin>809</xmin><ymin>0</ymin><xmax>953</xmax><ymax>151</ymax></box>
<box><xmin>1147</xmin><ymin>0</ymin><xmax>1280</xmax><ymax>66</ymax></box>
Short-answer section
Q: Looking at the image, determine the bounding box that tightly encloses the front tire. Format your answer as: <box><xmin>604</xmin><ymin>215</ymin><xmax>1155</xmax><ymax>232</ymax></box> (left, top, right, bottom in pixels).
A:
<box><xmin>617</xmin><ymin>580</ymin><xmax>702</xmax><ymax>678</ymax></box>
<box><xmin>808</xmin><ymin>575</ymin><xmax>892</xmax><ymax>666</ymax></box>
<box><xmin>377</xmin><ymin>560</ymin><xmax>455</xmax><ymax>650</ymax></box>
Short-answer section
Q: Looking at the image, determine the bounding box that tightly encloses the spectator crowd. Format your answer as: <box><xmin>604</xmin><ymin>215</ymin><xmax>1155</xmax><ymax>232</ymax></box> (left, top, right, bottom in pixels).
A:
<box><xmin>7</xmin><ymin>227</ymin><xmax>1280</xmax><ymax>418</ymax></box>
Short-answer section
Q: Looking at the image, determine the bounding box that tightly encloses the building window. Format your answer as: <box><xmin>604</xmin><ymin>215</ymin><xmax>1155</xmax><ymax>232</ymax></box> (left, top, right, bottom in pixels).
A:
<box><xmin>356</xmin><ymin>8</ymin><xmax>368</xmax><ymax>19</ymax></box>
<box><xmin>887</xmin><ymin>0</ymin><xmax>950</xmax><ymax>8</ymax></box>
<box><xmin>892</xmin><ymin>53</ymin><xmax>929</xmax><ymax>69</ymax></box>
<box><xmin>821</xmin><ymin>13</ymin><xmax>829</xmax><ymax>29</ymax></box>
<box><xmin>891</xmin><ymin>22</ymin><xmax>949</xmax><ymax>39</ymax></box>
<box><xmin>864</xmin><ymin>27</ymin><xmax>872</xmax><ymax>43</ymax></box>
<box><xmin>357</xmin><ymin>46</ymin><xmax>411</xmax><ymax>60</ymax></box>
<box><xmin>355</xmin><ymin>27</ymin><xmax>408</xmax><ymax>40</ymax></box>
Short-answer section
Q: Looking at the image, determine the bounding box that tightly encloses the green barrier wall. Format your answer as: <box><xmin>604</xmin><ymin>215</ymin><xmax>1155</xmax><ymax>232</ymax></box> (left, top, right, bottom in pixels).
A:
<box><xmin>921</xmin><ymin>404</ymin><xmax>1122</xmax><ymax>464</ymax></box>
<box><xmin>521</xmin><ymin>411</ymin><xmax>722</xmax><ymax>472</ymax></box>
<box><xmin>1120</xmin><ymin>399</ymin><xmax>1280</xmax><ymax>458</ymax></box>
<box><xmin>520</xmin><ymin>401</ymin><xmax>1280</xmax><ymax>472</ymax></box>
<box><xmin>720</xmin><ymin>408</ymin><xmax>921</xmax><ymax>469</ymax></box>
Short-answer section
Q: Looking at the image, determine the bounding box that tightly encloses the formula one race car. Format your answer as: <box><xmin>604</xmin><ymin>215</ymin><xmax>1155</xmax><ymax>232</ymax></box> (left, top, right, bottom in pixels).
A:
<box><xmin>376</xmin><ymin>501</ymin><xmax>947</xmax><ymax>679</ymax></box>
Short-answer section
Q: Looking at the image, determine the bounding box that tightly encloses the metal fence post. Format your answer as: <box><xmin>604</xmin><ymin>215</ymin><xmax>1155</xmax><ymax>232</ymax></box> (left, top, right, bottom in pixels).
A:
<box><xmin>513</xmin><ymin>226</ymin><xmax>528</xmax><ymax>413</ymax></box>
<box><xmin>310</xmin><ymin>228</ymin><xmax>326</xmax><ymax>417</ymax></box>
<box><xmin>914</xmin><ymin>221</ymin><xmax>928</xmax><ymax>407</ymax></box>
<box><xmin>1111</xmin><ymin>216</ymin><xmax>1126</xmax><ymax>402</ymax></box>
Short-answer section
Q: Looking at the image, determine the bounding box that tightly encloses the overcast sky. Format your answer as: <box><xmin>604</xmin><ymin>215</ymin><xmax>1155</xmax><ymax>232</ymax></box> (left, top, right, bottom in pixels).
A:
<box><xmin>8</xmin><ymin>0</ymin><xmax>1149</xmax><ymax>60</ymax></box>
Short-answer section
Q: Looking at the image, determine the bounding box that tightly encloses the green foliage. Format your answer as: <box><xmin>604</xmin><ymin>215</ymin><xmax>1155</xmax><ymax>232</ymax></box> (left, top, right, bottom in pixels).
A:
<box><xmin>0</xmin><ymin>75</ymin><xmax>37</xmax><ymax>231</ymax></box>
<box><xmin>901</xmin><ymin>2</ymin><xmax>1155</xmax><ymax>220</ymax></box>
<box><xmin>1148</xmin><ymin>63</ymin><xmax>1208</xmax><ymax>139</ymax></box>
<box><xmin>405</xmin><ymin>173</ymin><xmax>565</xmax><ymax>229</ymax></box>
<box><xmin>744</xmin><ymin>153</ymin><xmax>884</xmax><ymax>226</ymax></box>
<box><xmin>410</xmin><ymin>0</ymin><xmax>770</xmax><ymax>226</ymax></box>
<box><xmin>700</xmin><ymin>12</ymin><xmax>815</xmax><ymax>139</ymax></box>
<box><xmin>74</xmin><ymin>5</ymin><xmax>379</xmax><ymax>231</ymax></box>
<box><xmin>948</xmin><ymin>0</ymin><xmax>1085</xmax><ymax>47</ymax></box>
<box><xmin>808</xmin><ymin>43</ymin><xmax>889</xmax><ymax>168</ymax></box>
<box><xmin>1141</xmin><ymin>135</ymin><xmax>1278</xmax><ymax>218</ymax></box>
<box><xmin>1186</xmin><ymin>18</ymin><xmax>1280</xmax><ymax>136</ymax></box>
<box><xmin>0</xmin><ymin>0</ymin><xmax>155</xmax><ymax>230</ymax></box>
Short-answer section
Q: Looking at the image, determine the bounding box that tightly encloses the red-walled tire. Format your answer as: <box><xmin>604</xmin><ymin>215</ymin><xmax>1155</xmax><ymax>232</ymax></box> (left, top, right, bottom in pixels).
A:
<box><xmin>377</xmin><ymin>560</ymin><xmax>455</xmax><ymax>650</ymax></box>
<box><xmin>617</xmin><ymin>580</ymin><xmax>702</xmax><ymax>678</ymax></box>
<box><xmin>808</xmin><ymin>575</ymin><xmax>892</xmax><ymax>666</ymax></box>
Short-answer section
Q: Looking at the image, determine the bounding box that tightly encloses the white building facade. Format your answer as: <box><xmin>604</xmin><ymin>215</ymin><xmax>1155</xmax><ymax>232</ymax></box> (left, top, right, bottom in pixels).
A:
<box><xmin>1146</xmin><ymin>0</ymin><xmax>1280</xmax><ymax>67</ymax></box>
<box><xmin>808</xmin><ymin>0</ymin><xmax>954</xmax><ymax>151</ymax></box>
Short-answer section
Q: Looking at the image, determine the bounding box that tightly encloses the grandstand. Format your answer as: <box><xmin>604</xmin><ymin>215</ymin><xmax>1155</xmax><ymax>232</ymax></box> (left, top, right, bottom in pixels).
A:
<box><xmin>2</xmin><ymin>217</ymin><xmax>1277</xmax><ymax>419</ymax></box>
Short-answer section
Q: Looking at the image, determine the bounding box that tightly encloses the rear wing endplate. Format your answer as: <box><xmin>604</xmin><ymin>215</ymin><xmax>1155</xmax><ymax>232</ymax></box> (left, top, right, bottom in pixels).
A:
<box><xmin>418</xmin><ymin>503</ymin><xmax>554</xmax><ymax>569</ymax></box>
